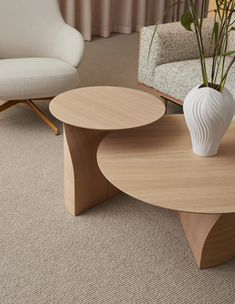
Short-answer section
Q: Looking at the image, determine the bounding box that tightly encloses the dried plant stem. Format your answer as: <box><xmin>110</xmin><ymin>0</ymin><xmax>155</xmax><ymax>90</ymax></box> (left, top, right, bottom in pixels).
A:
<box><xmin>187</xmin><ymin>0</ymin><xmax>208</xmax><ymax>86</ymax></box>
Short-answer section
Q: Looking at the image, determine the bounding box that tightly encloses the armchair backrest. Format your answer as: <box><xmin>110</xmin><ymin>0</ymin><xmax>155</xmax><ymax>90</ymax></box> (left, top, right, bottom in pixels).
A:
<box><xmin>0</xmin><ymin>0</ymin><xmax>64</xmax><ymax>58</ymax></box>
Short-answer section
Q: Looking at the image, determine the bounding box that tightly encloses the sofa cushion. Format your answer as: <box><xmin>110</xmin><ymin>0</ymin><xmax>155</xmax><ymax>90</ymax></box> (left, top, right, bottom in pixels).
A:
<box><xmin>0</xmin><ymin>58</ymin><xmax>79</xmax><ymax>100</ymax></box>
<box><xmin>153</xmin><ymin>57</ymin><xmax>235</xmax><ymax>101</ymax></box>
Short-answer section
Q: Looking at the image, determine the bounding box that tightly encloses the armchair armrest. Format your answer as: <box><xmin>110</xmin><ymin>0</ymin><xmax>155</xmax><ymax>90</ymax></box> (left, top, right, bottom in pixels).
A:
<box><xmin>51</xmin><ymin>24</ymin><xmax>84</xmax><ymax>68</ymax></box>
<box><xmin>138</xmin><ymin>18</ymin><xmax>214</xmax><ymax>87</ymax></box>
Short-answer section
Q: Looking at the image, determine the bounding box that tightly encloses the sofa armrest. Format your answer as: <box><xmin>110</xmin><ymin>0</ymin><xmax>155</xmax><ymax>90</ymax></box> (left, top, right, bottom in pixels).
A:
<box><xmin>51</xmin><ymin>24</ymin><xmax>84</xmax><ymax>68</ymax></box>
<box><xmin>138</xmin><ymin>18</ymin><xmax>214</xmax><ymax>87</ymax></box>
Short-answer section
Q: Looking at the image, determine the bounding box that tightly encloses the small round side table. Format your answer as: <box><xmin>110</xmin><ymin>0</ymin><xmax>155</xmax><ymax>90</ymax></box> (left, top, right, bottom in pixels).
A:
<box><xmin>50</xmin><ymin>86</ymin><xmax>165</xmax><ymax>215</ymax></box>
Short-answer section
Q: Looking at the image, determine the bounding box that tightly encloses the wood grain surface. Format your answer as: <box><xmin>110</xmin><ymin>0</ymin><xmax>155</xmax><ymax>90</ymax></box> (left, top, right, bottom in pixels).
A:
<box><xmin>64</xmin><ymin>124</ymin><xmax>119</xmax><ymax>215</ymax></box>
<box><xmin>50</xmin><ymin>86</ymin><xmax>165</xmax><ymax>130</ymax></box>
<box><xmin>179</xmin><ymin>212</ymin><xmax>235</xmax><ymax>268</ymax></box>
<box><xmin>97</xmin><ymin>114</ymin><xmax>235</xmax><ymax>214</ymax></box>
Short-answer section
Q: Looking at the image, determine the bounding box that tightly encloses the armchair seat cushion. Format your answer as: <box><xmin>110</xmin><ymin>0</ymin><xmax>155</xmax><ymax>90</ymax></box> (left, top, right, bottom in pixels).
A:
<box><xmin>0</xmin><ymin>58</ymin><xmax>79</xmax><ymax>100</ymax></box>
<box><xmin>153</xmin><ymin>58</ymin><xmax>235</xmax><ymax>101</ymax></box>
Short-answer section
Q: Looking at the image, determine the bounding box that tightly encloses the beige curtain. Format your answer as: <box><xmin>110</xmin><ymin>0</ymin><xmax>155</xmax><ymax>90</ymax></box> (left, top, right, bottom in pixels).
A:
<box><xmin>59</xmin><ymin>0</ymin><xmax>209</xmax><ymax>41</ymax></box>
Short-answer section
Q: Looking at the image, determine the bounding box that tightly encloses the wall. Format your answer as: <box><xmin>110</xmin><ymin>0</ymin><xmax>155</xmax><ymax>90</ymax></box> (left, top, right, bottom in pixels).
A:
<box><xmin>209</xmin><ymin>0</ymin><xmax>216</xmax><ymax>11</ymax></box>
<box><xmin>208</xmin><ymin>0</ymin><xmax>216</xmax><ymax>16</ymax></box>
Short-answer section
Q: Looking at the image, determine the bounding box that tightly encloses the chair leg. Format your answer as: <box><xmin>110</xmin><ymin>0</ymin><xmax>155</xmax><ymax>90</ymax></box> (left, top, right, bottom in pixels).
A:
<box><xmin>0</xmin><ymin>100</ymin><xmax>26</xmax><ymax>112</ymax></box>
<box><xmin>26</xmin><ymin>99</ymin><xmax>60</xmax><ymax>135</ymax></box>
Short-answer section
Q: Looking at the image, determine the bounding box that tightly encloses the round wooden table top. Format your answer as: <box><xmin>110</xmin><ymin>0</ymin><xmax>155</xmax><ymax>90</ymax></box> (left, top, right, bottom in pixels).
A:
<box><xmin>49</xmin><ymin>86</ymin><xmax>165</xmax><ymax>130</ymax></box>
<box><xmin>97</xmin><ymin>114</ymin><xmax>235</xmax><ymax>214</ymax></box>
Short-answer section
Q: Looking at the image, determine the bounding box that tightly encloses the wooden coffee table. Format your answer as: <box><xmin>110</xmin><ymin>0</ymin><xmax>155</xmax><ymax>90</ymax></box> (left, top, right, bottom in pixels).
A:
<box><xmin>97</xmin><ymin>114</ymin><xmax>235</xmax><ymax>269</ymax></box>
<box><xmin>49</xmin><ymin>86</ymin><xmax>165</xmax><ymax>215</ymax></box>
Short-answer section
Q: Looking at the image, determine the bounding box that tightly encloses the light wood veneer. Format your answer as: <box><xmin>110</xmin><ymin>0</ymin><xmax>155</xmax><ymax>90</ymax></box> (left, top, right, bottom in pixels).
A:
<box><xmin>98</xmin><ymin>115</ymin><xmax>235</xmax><ymax>214</ymax></box>
<box><xmin>179</xmin><ymin>212</ymin><xmax>235</xmax><ymax>268</ymax></box>
<box><xmin>50</xmin><ymin>86</ymin><xmax>165</xmax><ymax>130</ymax></box>
<box><xmin>97</xmin><ymin>114</ymin><xmax>235</xmax><ymax>268</ymax></box>
<box><xmin>63</xmin><ymin>124</ymin><xmax>119</xmax><ymax>215</ymax></box>
<box><xmin>50</xmin><ymin>86</ymin><xmax>165</xmax><ymax>215</ymax></box>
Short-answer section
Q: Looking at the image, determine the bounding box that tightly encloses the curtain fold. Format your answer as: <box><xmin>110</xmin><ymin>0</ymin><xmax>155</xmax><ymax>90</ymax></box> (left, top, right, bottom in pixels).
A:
<box><xmin>59</xmin><ymin>0</ymin><xmax>209</xmax><ymax>41</ymax></box>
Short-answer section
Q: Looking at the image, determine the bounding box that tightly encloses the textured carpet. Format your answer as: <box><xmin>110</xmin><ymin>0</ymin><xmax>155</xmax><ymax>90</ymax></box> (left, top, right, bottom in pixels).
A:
<box><xmin>1</xmin><ymin>33</ymin><xmax>235</xmax><ymax>304</ymax></box>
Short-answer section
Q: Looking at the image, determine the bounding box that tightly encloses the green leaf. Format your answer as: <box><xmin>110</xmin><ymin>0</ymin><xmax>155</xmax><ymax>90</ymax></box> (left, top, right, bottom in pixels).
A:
<box><xmin>181</xmin><ymin>12</ymin><xmax>193</xmax><ymax>32</ymax></box>
<box><xmin>212</xmin><ymin>21</ymin><xmax>219</xmax><ymax>44</ymax></box>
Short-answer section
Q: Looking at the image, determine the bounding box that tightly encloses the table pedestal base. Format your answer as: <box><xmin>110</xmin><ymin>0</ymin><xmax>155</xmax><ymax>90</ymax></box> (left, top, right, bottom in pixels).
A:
<box><xmin>64</xmin><ymin>124</ymin><xmax>119</xmax><ymax>216</ymax></box>
<box><xmin>178</xmin><ymin>212</ymin><xmax>235</xmax><ymax>269</ymax></box>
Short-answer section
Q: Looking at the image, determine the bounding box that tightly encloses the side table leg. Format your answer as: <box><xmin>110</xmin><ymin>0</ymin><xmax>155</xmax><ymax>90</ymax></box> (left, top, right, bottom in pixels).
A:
<box><xmin>64</xmin><ymin>124</ymin><xmax>119</xmax><ymax>215</ymax></box>
<box><xmin>178</xmin><ymin>212</ymin><xmax>235</xmax><ymax>269</ymax></box>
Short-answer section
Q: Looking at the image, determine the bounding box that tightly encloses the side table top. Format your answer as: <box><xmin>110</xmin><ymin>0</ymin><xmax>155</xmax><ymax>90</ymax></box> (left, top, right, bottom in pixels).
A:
<box><xmin>97</xmin><ymin>114</ymin><xmax>235</xmax><ymax>214</ymax></box>
<box><xmin>49</xmin><ymin>86</ymin><xmax>165</xmax><ymax>130</ymax></box>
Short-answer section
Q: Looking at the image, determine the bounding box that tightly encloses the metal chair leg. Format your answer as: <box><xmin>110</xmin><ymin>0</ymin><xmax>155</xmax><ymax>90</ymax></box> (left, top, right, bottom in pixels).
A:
<box><xmin>26</xmin><ymin>100</ymin><xmax>60</xmax><ymax>135</ymax></box>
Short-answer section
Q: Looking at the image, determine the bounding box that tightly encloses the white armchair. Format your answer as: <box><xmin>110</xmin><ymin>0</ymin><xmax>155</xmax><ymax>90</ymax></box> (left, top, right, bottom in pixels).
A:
<box><xmin>138</xmin><ymin>18</ymin><xmax>235</xmax><ymax>106</ymax></box>
<box><xmin>0</xmin><ymin>0</ymin><xmax>84</xmax><ymax>134</ymax></box>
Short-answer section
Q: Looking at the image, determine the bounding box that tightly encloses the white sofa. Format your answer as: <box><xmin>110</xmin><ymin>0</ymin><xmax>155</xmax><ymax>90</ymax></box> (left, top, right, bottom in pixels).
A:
<box><xmin>138</xmin><ymin>18</ymin><xmax>235</xmax><ymax>105</ymax></box>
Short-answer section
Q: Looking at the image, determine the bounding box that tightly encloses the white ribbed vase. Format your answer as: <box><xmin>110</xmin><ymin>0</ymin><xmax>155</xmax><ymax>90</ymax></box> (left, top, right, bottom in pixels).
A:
<box><xmin>183</xmin><ymin>85</ymin><xmax>235</xmax><ymax>157</ymax></box>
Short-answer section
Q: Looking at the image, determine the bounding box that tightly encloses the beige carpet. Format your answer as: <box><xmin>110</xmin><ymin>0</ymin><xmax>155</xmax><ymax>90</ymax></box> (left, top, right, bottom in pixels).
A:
<box><xmin>1</xmin><ymin>33</ymin><xmax>235</xmax><ymax>304</ymax></box>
